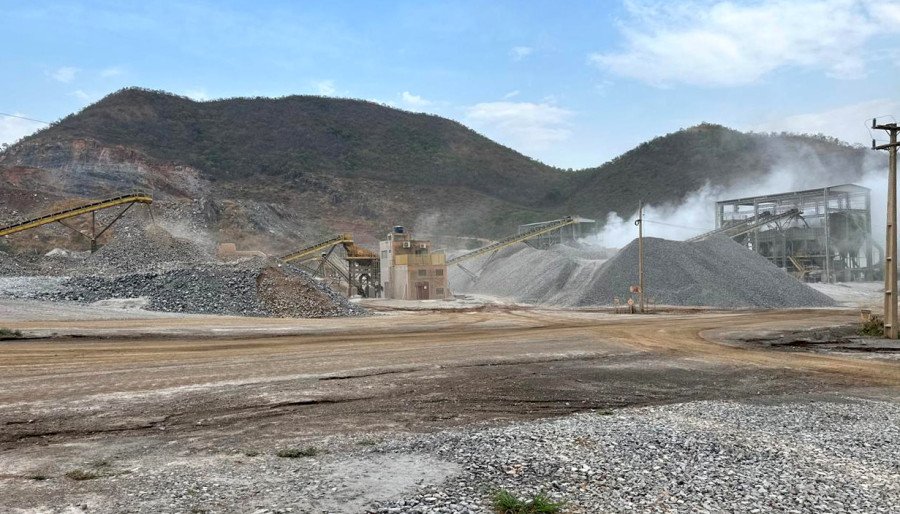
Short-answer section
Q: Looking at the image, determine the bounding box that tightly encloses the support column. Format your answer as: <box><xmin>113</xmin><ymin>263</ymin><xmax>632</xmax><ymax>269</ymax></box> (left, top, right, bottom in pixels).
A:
<box><xmin>90</xmin><ymin>211</ymin><xmax>97</xmax><ymax>253</ymax></box>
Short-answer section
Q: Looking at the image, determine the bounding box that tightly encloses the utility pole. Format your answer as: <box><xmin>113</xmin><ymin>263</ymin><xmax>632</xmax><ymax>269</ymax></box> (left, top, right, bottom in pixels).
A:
<box><xmin>873</xmin><ymin>120</ymin><xmax>900</xmax><ymax>339</ymax></box>
<box><xmin>635</xmin><ymin>200</ymin><xmax>645</xmax><ymax>313</ymax></box>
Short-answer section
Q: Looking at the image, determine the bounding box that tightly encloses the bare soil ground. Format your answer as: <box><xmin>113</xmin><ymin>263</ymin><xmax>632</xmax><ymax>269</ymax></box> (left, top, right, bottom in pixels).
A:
<box><xmin>0</xmin><ymin>301</ymin><xmax>897</xmax><ymax>512</ymax></box>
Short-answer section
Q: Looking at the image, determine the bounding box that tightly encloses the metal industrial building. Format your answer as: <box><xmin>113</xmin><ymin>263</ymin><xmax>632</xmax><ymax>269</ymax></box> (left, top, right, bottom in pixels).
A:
<box><xmin>379</xmin><ymin>227</ymin><xmax>450</xmax><ymax>300</ymax></box>
<box><xmin>715</xmin><ymin>184</ymin><xmax>874</xmax><ymax>282</ymax></box>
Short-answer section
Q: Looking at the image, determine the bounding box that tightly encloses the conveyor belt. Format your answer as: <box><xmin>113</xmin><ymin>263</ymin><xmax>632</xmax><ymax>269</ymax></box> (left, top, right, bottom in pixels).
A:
<box><xmin>279</xmin><ymin>234</ymin><xmax>354</xmax><ymax>263</ymax></box>
<box><xmin>0</xmin><ymin>193</ymin><xmax>153</xmax><ymax>237</ymax></box>
<box><xmin>687</xmin><ymin>208</ymin><xmax>802</xmax><ymax>242</ymax></box>
<box><xmin>447</xmin><ymin>216</ymin><xmax>578</xmax><ymax>266</ymax></box>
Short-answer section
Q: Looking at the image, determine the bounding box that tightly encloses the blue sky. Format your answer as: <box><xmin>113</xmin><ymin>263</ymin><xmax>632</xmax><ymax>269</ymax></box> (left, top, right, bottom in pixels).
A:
<box><xmin>2</xmin><ymin>0</ymin><xmax>899</xmax><ymax>169</ymax></box>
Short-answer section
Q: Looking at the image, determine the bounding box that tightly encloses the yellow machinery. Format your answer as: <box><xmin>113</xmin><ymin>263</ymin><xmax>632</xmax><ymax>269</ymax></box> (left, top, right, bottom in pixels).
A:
<box><xmin>280</xmin><ymin>234</ymin><xmax>354</xmax><ymax>263</ymax></box>
<box><xmin>280</xmin><ymin>234</ymin><xmax>380</xmax><ymax>297</ymax></box>
<box><xmin>0</xmin><ymin>192</ymin><xmax>153</xmax><ymax>252</ymax></box>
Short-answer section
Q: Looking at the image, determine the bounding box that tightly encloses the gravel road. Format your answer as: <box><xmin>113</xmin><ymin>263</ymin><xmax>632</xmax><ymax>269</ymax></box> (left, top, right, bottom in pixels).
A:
<box><xmin>369</xmin><ymin>396</ymin><xmax>900</xmax><ymax>513</ymax></box>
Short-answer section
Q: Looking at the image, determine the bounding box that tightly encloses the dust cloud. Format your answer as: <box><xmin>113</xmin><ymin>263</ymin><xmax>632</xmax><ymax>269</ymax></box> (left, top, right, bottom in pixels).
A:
<box><xmin>589</xmin><ymin>148</ymin><xmax>889</xmax><ymax>248</ymax></box>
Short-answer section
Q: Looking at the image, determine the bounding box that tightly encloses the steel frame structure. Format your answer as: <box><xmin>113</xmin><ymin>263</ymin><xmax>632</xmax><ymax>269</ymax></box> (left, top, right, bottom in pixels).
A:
<box><xmin>280</xmin><ymin>234</ymin><xmax>380</xmax><ymax>297</ymax></box>
<box><xmin>715</xmin><ymin>184</ymin><xmax>873</xmax><ymax>282</ymax></box>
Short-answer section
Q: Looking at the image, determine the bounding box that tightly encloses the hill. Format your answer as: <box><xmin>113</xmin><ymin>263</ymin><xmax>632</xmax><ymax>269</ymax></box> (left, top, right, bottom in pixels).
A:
<box><xmin>0</xmin><ymin>88</ymin><xmax>880</xmax><ymax>252</ymax></box>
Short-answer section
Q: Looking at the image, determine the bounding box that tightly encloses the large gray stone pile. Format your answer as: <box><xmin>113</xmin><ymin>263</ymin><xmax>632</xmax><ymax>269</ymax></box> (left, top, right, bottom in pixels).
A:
<box><xmin>0</xmin><ymin>250</ymin><xmax>36</xmax><ymax>276</ymax></box>
<box><xmin>451</xmin><ymin>237</ymin><xmax>835</xmax><ymax>309</ymax></box>
<box><xmin>0</xmin><ymin>222</ymin><xmax>364</xmax><ymax>318</ymax></box>
<box><xmin>22</xmin><ymin>260</ymin><xmax>364</xmax><ymax>318</ymax></box>
<box><xmin>0</xmin><ymin>222</ymin><xmax>214</xmax><ymax>277</ymax></box>
<box><xmin>81</xmin><ymin>223</ymin><xmax>214</xmax><ymax>274</ymax></box>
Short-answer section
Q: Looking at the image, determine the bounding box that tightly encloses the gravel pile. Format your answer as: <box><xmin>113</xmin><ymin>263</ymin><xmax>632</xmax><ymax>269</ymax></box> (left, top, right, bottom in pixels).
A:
<box><xmin>15</xmin><ymin>260</ymin><xmax>364</xmax><ymax>318</ymax></box>
<box><xmin>367</xmin><ymin>398</ymin><xmax>900</xmax><ymax>513</ymax></box>
<box><xmin>0</xmin><ymin>223</ymin><xmax>214</xmax><ymax>276</ymax></box>
<box><xmin>451</xmin><ymin>237</ymin><xmax>835</xmax><ymax>308</ymax></box>
<box><xmin>81</xmin><ymin>223</ymin><xmax>214</xmax><ymax>274</ymax></box>
<box><xmin>0</xmin><ymin>250</ymin><xmax>37</xmax><ymax>276</ymax></box>
<box><xmin>449</xmin><ymin>244</ymin><xmax>609</xmax><ymax>305</ymax></box>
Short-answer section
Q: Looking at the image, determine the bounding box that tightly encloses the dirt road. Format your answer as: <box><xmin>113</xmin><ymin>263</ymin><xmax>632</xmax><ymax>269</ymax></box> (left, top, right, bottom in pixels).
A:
<box><xmin>2</xmin><ymin>305</ymin><xmax>899</xmax><ymax>512</ymax></box>
<box><xmin>2</xmin><ymin>307</ymin><xmax>897</xmax><ymax>447</ymax></box>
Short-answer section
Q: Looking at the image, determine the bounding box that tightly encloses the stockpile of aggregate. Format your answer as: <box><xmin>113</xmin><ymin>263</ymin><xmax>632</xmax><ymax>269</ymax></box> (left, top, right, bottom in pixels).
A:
<box><xmin>26</xmin><ymin>259</ymin><xmax>364</xmax><ymax>318</ymax></box>
<box><xmin>451</xmin><ymin>237</ymin><xmax>836</xmax><ymax>308</ymax></box>
<box><xmin>0</xmin><ymin>223</ymin><xmax>213</xmax><ymax>276</ymax></box>
<box><xmin>449</xmin><ymin>243</ymin><xmax>610</xmax><ymax>304</ymax></box>
<box><xmin>0</xmin><ymin>250</ymin><xmax>37</xmax><ymax>276</ymax></box>
<box><xmin>79</xmin><ymin>223</ymin><xmax>214</xmax><ymax>274</ymax></box>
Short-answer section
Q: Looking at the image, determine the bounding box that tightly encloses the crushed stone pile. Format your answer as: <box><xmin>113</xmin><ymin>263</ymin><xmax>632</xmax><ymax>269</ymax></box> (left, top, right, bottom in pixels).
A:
<box><xmin>0</xmin><ymin>223</ymin><xmax>215</xmax><ymax>276</ymax></box>
<box><xmin>449</xmin><ymin>243</ymin><xmax>610</xmax><ymax>305</ymax></box>
<box><xmin>80</xmin><ymin>223</ymin><xmax>214</xmax><ymax>274</ymax></box>
<box><xmin>24</xmin><ymin>260</ymin><xmax>364</xmax><ymax>318</ymax></box>
<box><xmin>451</xmin><ymin>237</ymin><xmax>835</xmax><ymax>309</ymax></box>
<box><xmin>0</xmin><ymin>250</ymin><xmax>37</xmax><ymax>276</ymax></box>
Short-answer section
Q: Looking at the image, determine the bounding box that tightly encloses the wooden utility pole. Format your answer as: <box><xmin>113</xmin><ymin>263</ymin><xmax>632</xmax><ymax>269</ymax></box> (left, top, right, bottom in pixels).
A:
<box><xmin>635</xmin><ymin>200</ymin><xmax>645</xmax><ymax>313</ymax></box>
<box><xmin>873</xmin><ymin>120</ymin><xmax>900</xmax><ymax>339</ymax></box>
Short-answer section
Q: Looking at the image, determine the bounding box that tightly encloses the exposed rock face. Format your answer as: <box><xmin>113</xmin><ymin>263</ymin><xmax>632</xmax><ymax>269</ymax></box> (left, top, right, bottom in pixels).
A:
<box><xmin>1</xmin><ymin>88</ymin><xmax>880</xmax><ymax>254</ymax></box>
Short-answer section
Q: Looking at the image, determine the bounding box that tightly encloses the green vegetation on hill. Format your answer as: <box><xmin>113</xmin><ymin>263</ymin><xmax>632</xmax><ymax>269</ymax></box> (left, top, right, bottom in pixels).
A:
<box><xmin>565</xmin><ymin>123</ymin><xmax>874</xmax><ymax>217</ymax></box>
<box><xmin>3</xmin><ymin>88</ymin><xmax>878</xmax><ymax>240</ymax></box>
<box><xmin>26</xmin><ymin>88</ymin><xmax>566</xmax><ymax>208</ymax></box>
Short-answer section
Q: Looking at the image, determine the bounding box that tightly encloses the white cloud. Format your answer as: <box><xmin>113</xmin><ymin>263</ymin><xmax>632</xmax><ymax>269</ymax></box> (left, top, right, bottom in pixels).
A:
<box><xmin>466</xmin><ymin>101</ymin><xmax>573</xmax><ymax>150</ymax></box>
<box><xmin>100</xmin><ymin>67</ymin><xmax>123</xmax><ymax>78</ymax></box>
<box><xmin>752</xmin><ymin>98</ymin><xmax>900</xmax><ymax>146</ymax></box>
<box><xmin>183</xmin><ymin>89</ymin><xmax>211</xmax><ymax>101</ymax></box>
<box><xmin>510</xmin><ymin>46</ymin><xmax>533</xmax><ymax>61</ymax></box>
<box><xmin>400</xmin><ymin>91</ymin><xmax>431</xmax><ymax>108</ymax></box>
<box><xmin>0</xmin><ymin>114</ymin><xmax>45</xmax><ymax>147</ymax></box>
<box><xmin>314</xmin><ymin>80</ymin><xmax>336</xmax><ymax>96</ymax></box>
<box><xmin>70</xmin><ymin>90</ymin><xmax>92</xmax><ymax>101</ymax></box>
<box><xmin>503</xmin><ymin>90</ymin><xmax>520</xmax><ymax>99</ymax></box>
<box><xmin>50</xmin><ymin>66</ymin><xmax>79</xmax><ymax>83</ymax></box>
<box><xmin>591</xmin><ymin>0</ymin><xmax>900</xmax><ymax>87</ymax></box>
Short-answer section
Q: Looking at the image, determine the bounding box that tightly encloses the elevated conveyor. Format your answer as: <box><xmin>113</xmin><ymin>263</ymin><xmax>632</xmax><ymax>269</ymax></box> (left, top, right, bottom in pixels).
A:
<box><xmin>687</xmin><ymin>208</ymin><xmax>802</xmax><ymax>242</ymax></box>
<box><xmin>280</xmin><ymin>234</ymin><xmax>380</xmax><ymax>298</ymax></box>
<box><xmin>447</xmin><ymin>216</ymin><xmax>578</xmax><ymax>266</ymax></box>
<box><xmin>0</xmin><ymin>192</ymin><xmax>154</xmax><ymax>252</ymax></box>
<box><xmin>279</xmin><ymin>234</ymin><xmax>354</xmax><ymax>263</ymax></box>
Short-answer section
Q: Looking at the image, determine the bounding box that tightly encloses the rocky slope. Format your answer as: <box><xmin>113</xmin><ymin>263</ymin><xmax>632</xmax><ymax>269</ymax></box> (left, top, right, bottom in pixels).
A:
<box><xmin>0</xmin><ymin>88</ymin><xmax>881</xmax><ymax>254</ymax></box>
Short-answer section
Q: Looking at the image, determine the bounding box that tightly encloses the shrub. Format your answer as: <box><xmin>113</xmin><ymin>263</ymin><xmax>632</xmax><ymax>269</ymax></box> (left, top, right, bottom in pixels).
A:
<box><xmin>65</xmin><ymin>469</ymin><xmax>100</xmax><ymax>481</ymax></box>
<box><xmin>859</xmin><ymin>316</ymin><xmax>885</xmax><ymax>337</ymax></box>
<box><xmin>0</xmin><ymin>327</ymin><xmax>23</xmax><ymax>339</ymax></box>
<box><xmin>276</xmin><ymin>447</ymin><xmax>319</xmax><ymax>458</ymax></box>
<box><xmin>492</xmin><ymin>490</ymin><xmax>564</xmax><ymax>514</ymax></box>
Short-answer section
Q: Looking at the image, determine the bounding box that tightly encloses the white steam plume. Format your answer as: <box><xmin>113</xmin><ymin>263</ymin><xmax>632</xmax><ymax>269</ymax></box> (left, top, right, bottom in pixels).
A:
<box><xmin>589</xmin><ymin>150</ymin><xmax>889</xmax><ymax>248</ymax></box>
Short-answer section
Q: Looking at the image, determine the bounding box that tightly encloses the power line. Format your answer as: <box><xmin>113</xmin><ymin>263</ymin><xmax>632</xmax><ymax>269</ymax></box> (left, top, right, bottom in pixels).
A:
<box><xmin>0</xmin><ymin>112</ymin><xmax>51</xmax><ymax>125</ymax></box>
<box><xmin>643</xmin><ymin>219</ymin><xmax>710</xmax><ymax>231</ymax></box>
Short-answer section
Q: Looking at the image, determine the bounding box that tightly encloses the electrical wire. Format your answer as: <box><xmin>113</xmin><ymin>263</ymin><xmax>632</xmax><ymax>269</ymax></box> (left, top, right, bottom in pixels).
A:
<box><xmin>643</xmin><ymin>219</ymin><xmax>711</xmax><ymax>231</ymax></box>
<box><xmin>0</xmin><ymin>112</ymin><xmax>50</xmax><ymax>125</ymax></box>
